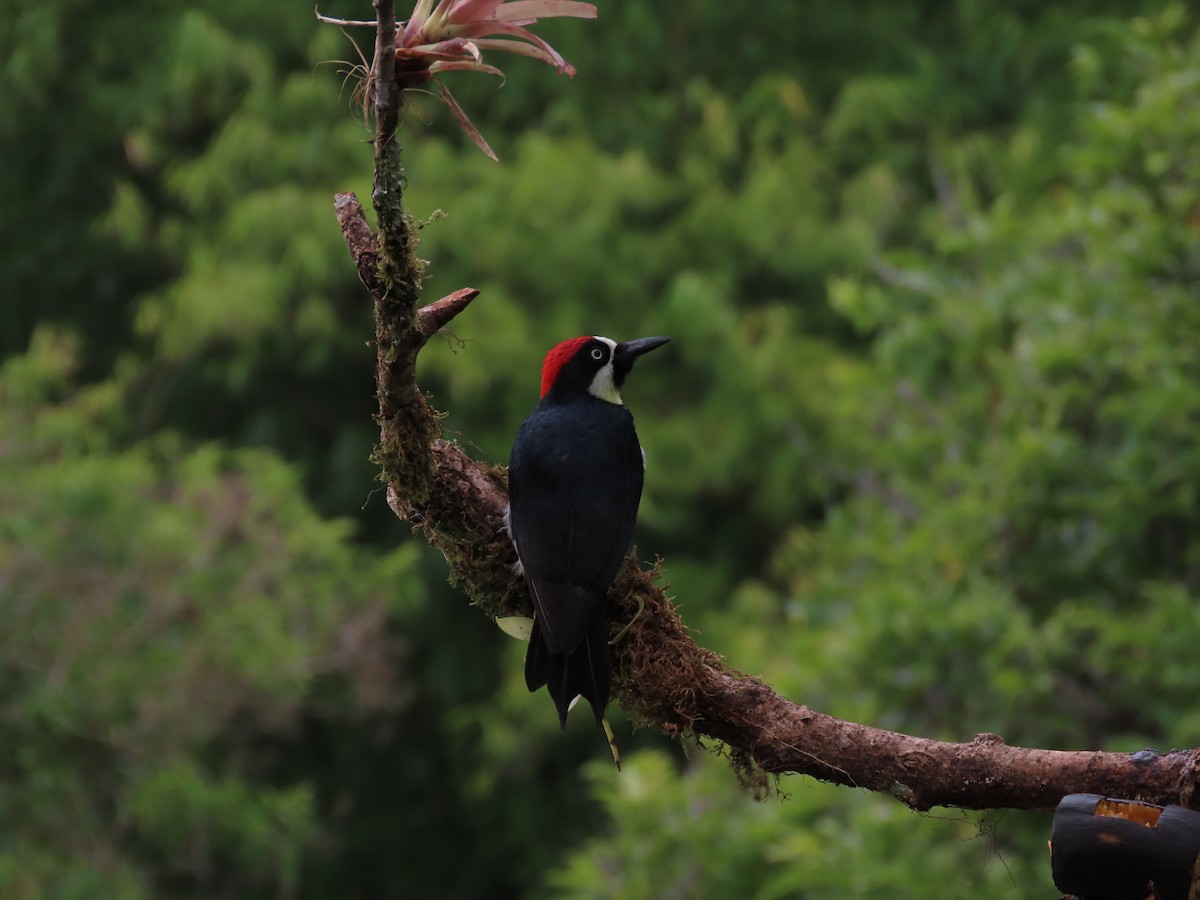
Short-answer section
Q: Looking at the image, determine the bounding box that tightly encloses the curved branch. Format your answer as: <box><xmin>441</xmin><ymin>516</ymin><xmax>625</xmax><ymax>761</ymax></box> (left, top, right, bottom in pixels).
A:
<box><xmin>330</xmin><ymin>5</ymin><xmax>1200</xmax><ymax>816</ymax></box>
<box><xmin>333</xmin><ymin>203</ymin><xmax>1200</xmax><ymax>815</ymax></box>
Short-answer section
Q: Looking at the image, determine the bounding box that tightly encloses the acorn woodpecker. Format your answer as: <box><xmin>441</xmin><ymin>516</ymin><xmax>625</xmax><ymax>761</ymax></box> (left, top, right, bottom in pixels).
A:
<box><xmin>507</xmin><ymin>334</ymin><xmax>670</xmax><ymax>728</ymax></box>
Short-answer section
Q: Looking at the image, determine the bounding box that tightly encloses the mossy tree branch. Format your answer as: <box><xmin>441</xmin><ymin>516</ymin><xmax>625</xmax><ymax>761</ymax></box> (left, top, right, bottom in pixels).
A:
<box><xmin>333</xmin><ymin>4</ymin><xmax>1200</xmax><ymax>814</ymax></box>
<box><xmin>367</xmin><ymin>0</ymin><xmax>440</xmax><ymax>508</ymax></box>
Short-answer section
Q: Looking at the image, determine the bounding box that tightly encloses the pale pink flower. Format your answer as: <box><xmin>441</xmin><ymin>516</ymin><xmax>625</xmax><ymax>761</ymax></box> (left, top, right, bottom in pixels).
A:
<box><xmin>322</xmin><ymin>0</ymin><xmax>597</xmax><ymax>159</ymax></box>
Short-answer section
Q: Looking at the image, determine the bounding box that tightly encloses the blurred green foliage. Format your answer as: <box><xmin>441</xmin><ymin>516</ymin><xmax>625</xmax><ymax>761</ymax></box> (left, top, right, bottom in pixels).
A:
<box><xmin>2</xmin><ymin>1</ymin><xmax>1199</xmax><ymax>897</ymax></box>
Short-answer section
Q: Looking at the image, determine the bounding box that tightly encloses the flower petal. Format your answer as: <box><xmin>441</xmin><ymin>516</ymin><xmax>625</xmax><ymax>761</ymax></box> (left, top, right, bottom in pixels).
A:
<box><xmin>429</xmin><ymin>59</ymin><xmax>505</xmax><ymax>78</ymax></box>
<box><xmin>450</xmin><ymin>21</ymin><xmax>575</xmax><ymax>73</ymax></box>
<box><xmin>437</xmin><ymin>81</ymin><xmax>499</xmax><ymax>161</ymax></box>
<box><xmin>404</xmin><ymin>0</ymin><xmax>440</xmax><ymax>41</ymax></box>
<box><xmin>470</xmin><ymin>37</ymin><xmax>564</xmax><ymax>68</ymax></box>
<box><xmin>486</xmin><ymin>1</ymin><xmax>597</xmax><ymax>22</ymax></box>
<box><xmin>401</xmin><ymin>41</ymin><xmax>480</xmax><ymax>63</ymax></box>
<box><xmin>446</xmin><ymin>0</ymin><xmax>505</xmax><ymax>23</ymax></box>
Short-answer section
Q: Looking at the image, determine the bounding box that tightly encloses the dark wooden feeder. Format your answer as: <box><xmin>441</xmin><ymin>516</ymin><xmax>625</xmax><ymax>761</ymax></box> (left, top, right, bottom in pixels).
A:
<box><xmin>1050</xmin><ymin>793</ymin><xmax>1200</xmax><ymax>899</ymax></box>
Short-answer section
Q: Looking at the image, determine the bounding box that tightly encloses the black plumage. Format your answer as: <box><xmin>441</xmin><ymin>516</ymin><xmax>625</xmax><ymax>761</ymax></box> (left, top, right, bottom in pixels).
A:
<box><xmin>507</xmin><ymin>335</ymin><xmax>668</xmax><ymax>727</ymax></box>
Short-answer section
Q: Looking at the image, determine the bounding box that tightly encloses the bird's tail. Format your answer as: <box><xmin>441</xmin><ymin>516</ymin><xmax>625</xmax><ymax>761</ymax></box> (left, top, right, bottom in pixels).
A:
<box><xmin>525</xmin><ymin>614</ymin><xmax>611</xmax><ymax>729</ymax></box>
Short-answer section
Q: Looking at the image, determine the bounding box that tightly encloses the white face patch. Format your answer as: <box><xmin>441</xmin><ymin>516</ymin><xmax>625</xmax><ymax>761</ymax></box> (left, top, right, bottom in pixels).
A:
<box><xmin>586</xmin><ymin>336</ymin><xmax>623</xmax><ymax>405</ymax></box>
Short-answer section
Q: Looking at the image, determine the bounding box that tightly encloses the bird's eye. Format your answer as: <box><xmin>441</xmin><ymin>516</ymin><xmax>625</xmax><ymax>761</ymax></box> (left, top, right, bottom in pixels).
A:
<box><xmin>590</xmin><ymin>347</ymin><xmax>605</xmax><ymax>361</ymax></box>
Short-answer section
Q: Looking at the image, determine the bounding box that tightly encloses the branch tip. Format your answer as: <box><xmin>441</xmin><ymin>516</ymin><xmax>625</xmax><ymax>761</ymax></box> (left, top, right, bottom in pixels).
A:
<box><xmin>418</xmin><ymin>288</ymin><xmax>481</xmax><ymax>344</ymax></box>
<box><xmin>333</xmin><ymin>192</ymin><xmax>382</xmax><ymax>299</ymax></box>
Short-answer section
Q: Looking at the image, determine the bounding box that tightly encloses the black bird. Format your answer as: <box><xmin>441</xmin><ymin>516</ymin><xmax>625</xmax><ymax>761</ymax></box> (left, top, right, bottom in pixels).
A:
<box><xmin>507</xmin><ymin>334</ymin><xmax>670</xmax><ymax>727</ymax></box>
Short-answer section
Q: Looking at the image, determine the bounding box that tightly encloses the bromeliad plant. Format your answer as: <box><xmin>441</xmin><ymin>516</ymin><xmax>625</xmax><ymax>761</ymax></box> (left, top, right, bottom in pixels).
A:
<box><xmin>320</xmin><ymin>0</ymin><xmax>597</xmax><ymax>160</ymax></box>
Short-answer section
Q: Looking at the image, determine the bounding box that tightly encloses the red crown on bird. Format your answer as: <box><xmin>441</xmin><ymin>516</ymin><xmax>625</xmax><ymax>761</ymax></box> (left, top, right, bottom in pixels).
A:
<box><xmin>540</xmin><ymin>336</ymin><xmax>594</xmax><ymax>398</ymax></box>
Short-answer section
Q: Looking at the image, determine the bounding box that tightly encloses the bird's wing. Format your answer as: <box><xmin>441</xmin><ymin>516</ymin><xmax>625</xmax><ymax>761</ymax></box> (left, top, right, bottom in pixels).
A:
<box><xmin>508</xmin><ymin>403</ymin><xmax>644</xmax><ymax>654</ymax></box>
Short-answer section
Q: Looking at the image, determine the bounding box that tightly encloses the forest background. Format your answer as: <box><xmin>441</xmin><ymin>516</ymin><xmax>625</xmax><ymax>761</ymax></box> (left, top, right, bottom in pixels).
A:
<box><xmin>3</xmin><ymin>1</ymin><xmax>1200</xmax><ymax>897</ymax></box>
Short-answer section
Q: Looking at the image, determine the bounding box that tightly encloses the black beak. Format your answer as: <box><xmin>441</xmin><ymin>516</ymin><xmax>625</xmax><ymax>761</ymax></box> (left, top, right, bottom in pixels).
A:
<box><xmin>615</xmin><ymin>336</ymin><xmax>671</xmax><ymax>362</ymax></box>
<box><xmin>613</xmin><ymin>336</ymin><xmax>670</xmax><ymax>385</ymax></box>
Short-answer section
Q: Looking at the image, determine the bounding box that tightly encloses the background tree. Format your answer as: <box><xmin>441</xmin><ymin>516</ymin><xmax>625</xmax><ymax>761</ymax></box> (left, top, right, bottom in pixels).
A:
<box><xmin>2</xmin><ymin>1</ymin><xmax>1198</xmax><ymax>897</ymax></box>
